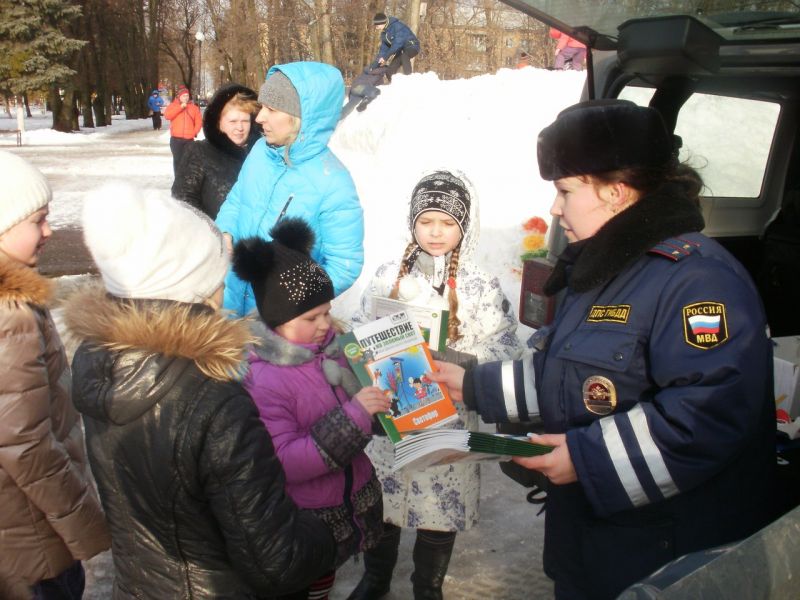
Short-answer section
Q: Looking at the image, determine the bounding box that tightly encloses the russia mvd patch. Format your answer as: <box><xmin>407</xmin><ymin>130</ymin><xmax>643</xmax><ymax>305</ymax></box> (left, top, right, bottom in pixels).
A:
<box><xmin>682</xmin><ymin>301</ymin><xmax>728</xmax><ymax>349</ymax></box>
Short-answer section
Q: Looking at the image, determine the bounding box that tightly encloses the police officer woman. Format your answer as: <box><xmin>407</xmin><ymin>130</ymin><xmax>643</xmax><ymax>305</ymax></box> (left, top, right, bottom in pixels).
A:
<box><xmin>429</xmin><ymin>99</ymin><xmax>776</xmax><ymax>599</ymax></box>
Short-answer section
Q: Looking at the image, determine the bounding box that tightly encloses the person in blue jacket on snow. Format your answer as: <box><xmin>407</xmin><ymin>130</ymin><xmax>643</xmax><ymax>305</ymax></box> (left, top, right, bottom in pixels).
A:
<box><xmin>428</xmin><ymin>99</ymin><xmax>776</xmax><ymax>600</ymax></box>
<box><xmin>216</xmin><ymin>61</ymin><xmax>364</xmax><ymax>317</ymax></box>
<box><xmin>147</xmin><ymin>89</ymin><xmax>165</xmax><ymax>131</ymax></box>
<box><xmin>371</xmin><ymin>12</ymin><xmax>420</xmax><ymax>81</ymax></box>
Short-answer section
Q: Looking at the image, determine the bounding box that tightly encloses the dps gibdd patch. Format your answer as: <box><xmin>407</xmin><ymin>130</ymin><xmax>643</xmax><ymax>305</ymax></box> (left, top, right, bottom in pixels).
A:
<box><xmin>682</xmin><ymin>301</ymin><xmax>728</xmax><ymax>350</ymax></box>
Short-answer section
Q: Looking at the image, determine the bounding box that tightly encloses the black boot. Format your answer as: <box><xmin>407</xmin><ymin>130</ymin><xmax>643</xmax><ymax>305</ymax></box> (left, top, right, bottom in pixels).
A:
<box><xmin>346</xmin><ymin>524</ymin><xmax>402</xmax><ymax>600</ymax></box>
<box><xmin>411</xmin><ymin>529</ymin><xmax>456</xmax><ymax>600</ymax></box>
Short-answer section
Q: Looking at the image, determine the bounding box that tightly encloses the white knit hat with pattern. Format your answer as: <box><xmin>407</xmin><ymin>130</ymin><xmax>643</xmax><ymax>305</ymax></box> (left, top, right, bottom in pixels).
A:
<box><xmin>82</xmin><ymin>182</ymin><xmax>229</xmax><ymax>303</ymax></box>
<box><xmin>0</xmin><ymin>150</ymin><xmax>52</xmax><ymax>235</ymax></box>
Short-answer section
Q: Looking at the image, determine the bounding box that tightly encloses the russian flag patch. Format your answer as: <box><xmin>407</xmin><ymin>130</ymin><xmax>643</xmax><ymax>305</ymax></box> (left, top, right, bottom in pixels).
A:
<box><xmin>682</xmin><ymin>301</ymin><xmax>728</xmax><ymax>349</ymax></box>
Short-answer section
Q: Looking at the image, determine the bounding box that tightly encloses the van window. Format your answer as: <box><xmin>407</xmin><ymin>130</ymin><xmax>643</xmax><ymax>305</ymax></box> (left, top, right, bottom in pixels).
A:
<box><xmin>618</xmin><ymin>87</ymin><xmax>780</xmax><ymax>198</ymax></box>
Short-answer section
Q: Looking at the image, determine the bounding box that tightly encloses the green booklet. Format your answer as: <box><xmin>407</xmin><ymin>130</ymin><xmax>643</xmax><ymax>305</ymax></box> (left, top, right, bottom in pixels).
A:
<box><xmin>339</xmin><ymin>310</ymin><xmax>459</xmax><ymax>443</ymax></box>
<box><xmin>393</xmin><ymin>429</ymin><xmax>553</xmax><ymax>471</ymax></box>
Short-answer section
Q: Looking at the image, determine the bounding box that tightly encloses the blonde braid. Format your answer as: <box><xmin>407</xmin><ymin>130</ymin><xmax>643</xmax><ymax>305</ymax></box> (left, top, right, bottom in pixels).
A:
<box><xmin>446</xmin><ymin>246</ymin><xmax>462</xmax><ymax>342</ymax></box>
<box><xmin>389</xmin><ymin>241</ymin><xmax>419</xmax><ymax>299</ymax></box>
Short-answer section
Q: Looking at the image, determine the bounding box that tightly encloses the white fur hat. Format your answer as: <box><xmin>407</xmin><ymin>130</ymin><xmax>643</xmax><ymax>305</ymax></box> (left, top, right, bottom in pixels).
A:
<box><xmin>82</xmin><ymin>183</ymin><xmax>229</xmax><ymax>303</ymax></box>
<box><xmin>0</xmin><ymin>150</ymin><xmax>52</xmax><ymax>235</ymax></box>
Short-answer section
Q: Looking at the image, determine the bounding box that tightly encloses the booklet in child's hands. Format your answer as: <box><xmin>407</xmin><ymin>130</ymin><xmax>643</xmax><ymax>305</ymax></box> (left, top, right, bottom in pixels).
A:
<box><xmin>339</xmin><ymin>310</ymin><xmax>458</xmax><ymax>442</ymax></box>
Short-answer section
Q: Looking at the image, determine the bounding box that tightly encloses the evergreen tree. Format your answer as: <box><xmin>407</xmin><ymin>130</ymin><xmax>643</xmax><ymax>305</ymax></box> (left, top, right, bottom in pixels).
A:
<box><xmin>0</xmin><ymin>0</ymin><xmax>85</xmax><ymax>130</ymax></box>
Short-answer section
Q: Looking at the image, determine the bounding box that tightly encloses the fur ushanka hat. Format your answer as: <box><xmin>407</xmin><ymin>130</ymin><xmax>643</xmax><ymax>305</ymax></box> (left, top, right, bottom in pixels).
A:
<box><xmin>232</xmin><ymin>218</ymin><xmax>334</xmax><ymax>328</ymax></box>
<box><xmin>537</xmin><ymin>99</ymin><xmax>675</xmax><ymax>181</ymax></box>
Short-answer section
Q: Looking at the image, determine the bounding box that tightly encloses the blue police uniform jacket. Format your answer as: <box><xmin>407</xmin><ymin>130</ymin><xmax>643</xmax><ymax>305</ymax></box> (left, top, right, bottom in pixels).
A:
<box><xmin>467</xmin><ymin>185</ymin><xmax>775</xmax><ymax>599</ymax></box>
<box><xmin>215</xmin><ymin>62</ymin><xmax>364</xmax><ymax>316</ymax></box>
<box><xmin>376</xmin><ymin>17</ymin><xmax>420</xmax><ymax>64</ymax></box>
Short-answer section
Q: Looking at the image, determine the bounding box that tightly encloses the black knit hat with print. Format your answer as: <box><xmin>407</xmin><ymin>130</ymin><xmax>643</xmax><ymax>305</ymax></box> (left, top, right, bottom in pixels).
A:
<box><xmin>409</xmin><ymin>171</ymin><xmax>471</xmax><ymax>237</ymax></box>
<box><xmin>232</xmin><ymin>218</ymin><xmax>334</xmax><ymax>328</ymax></box>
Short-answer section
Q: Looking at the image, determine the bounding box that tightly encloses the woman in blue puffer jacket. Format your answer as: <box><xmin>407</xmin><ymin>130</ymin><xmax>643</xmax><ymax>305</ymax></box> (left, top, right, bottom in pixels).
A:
<box><xmin>216</xmin><ymin>61</ymin><xmax>364</xmax><ymax>316</ymax></box>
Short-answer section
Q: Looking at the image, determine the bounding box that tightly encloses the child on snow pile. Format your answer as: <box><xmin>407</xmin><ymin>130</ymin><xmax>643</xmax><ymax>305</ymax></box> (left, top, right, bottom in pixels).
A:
<box><xmin>232</xmin><ymin>217</ymin><xmax>389</xmax><ymax>600</ymax></box>
<box><xmin>348</xmin><ymin>170</ymin><xmax>524</xmax><ymax>600</ymax></box>
<box><xmin>66</xmin><ymin>187</ymin><xmax>336</xmax><ymax>599</ymax></box>
<box><xmin>0</xmin><ymin>150</ymin><xmax>110</xmax><ymax>600</ymax></box>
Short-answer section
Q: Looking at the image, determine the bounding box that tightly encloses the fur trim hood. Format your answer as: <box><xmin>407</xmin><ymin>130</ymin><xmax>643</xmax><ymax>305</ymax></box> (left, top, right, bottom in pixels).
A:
<box><xmin>545</xmin><ymin>182</ymin><xmax>705</xmax><ymax>295</ymax></box>
<box><xmin>248</xmin><ymin>320</ymin><xmax>362</xmax><ymax>397</ymax></box>
<box><xmin>0</xmin><ymin>256</ymin><xmax>52</xmax><ymax>307</ymax></box>
<box><xmin>203</xmin><ymin>83</ymin><xmax>261</xmax><ymax>157</ymax></box>
<box><xmin>64</xmin><ymin>284</ymin><xmax>254</xmax><ymax>382</ymax></box>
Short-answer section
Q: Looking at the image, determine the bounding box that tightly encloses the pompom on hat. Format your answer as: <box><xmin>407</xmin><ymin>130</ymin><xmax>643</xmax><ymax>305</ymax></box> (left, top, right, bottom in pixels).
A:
<box><xmin>232</xmin><ymin>218</ymin><xmax>334</xmax><ymax>328</ymax></box>
<box><xmin>258</xmin><ymin>70</ymin><xmax>301</xmax><ymax>118</ymax></box>
<box><xmin>0</xmin><ymin>150</ymin><xmax>52</xmax><ymax>235</ymax></box>
<box><xmin>82</xmin><ymin>183</ymin><xmax>229</xmax><ymax>304</ymax></box>
<box><xmin>537</xmin><ymin>99</ymin><xmax>675</xmax><ymax>181</ymax></box>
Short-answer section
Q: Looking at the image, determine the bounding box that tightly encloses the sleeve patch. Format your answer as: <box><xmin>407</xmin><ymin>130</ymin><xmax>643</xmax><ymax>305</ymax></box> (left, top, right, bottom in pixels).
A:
<box><xmin>682</xmin><ymin>301</ymin><xmax>728</xmax><ymax>349</ymax></box>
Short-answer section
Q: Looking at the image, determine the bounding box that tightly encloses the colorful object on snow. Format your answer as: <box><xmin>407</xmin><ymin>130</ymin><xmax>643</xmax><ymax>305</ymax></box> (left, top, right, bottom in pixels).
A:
<box><xmin>521</xmin><ymin>216</ymin><xmax>549</xmax><ymax>261</ymax></box>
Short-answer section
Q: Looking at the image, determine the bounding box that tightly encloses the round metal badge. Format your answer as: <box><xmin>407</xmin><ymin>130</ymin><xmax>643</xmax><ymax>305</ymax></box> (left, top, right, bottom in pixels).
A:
<box><xmin>582</xmin><ymin>375</ymin><xmax>617</xmax><ymax>415</ymax></box>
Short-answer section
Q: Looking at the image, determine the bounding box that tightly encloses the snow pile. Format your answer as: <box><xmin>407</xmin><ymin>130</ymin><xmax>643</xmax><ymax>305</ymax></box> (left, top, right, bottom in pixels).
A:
<box><xmin>330</xmin><ymin>67</ymin><xmax>586</xmax><ymax>332</ymax></box>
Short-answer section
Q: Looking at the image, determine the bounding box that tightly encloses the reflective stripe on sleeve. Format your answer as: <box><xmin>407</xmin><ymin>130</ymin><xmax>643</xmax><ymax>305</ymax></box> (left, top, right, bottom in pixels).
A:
<box><xmin>501</xmin><ymin>361</ymin><xmax>518</xmax><ymax>419</ymax></box>
<box><xmin>522</xmin><ymin>358</ymin><xmax>539</xmax><ymax>419</ymax></box>
<box><xmin>600</xmin><ymin>417</ymin><xmax>648</xmax><ymax>508</ymax></box>
<box><xmin>627</xmin><ymin>404</ymin><xmax>679</xmax><ymax>499</ymax></box>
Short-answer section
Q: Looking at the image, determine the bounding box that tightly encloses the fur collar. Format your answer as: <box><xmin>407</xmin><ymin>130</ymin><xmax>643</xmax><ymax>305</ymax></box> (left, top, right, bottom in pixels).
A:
<box><xmin>0</xmin><ymin>257</ymin><xmax>52</xmax><ymax>307</ymax></box>
<box><xmin>545</xmin><ymin>183</ymin><xmax>705</xmax><ymax>295</ymax></box>
<box><xmin>249</xmin><ymin>320</ymin><xmax>362</xmax><ymax>397</ymax></box>
<box><xmin>63</xmin><ymin>285</ymin><xmax>254</xmax><ymax>381</ymax></box>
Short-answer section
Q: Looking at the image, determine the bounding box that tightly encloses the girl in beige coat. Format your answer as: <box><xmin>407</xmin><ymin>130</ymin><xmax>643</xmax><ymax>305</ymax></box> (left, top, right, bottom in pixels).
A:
<box><xmin>0</xmin><ymin>151</ymin><xmax>110</xmax><ymax>600</ymax></box>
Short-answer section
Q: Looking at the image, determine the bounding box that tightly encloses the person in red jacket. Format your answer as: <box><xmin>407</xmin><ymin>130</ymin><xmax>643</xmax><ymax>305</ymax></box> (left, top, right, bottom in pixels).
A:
<box><xmin>164</xmin><ymin>85</ymin><xmax>203</xmax><ymax>176</ymax></box>
<box><xmin>550</xmin><ymin>27</ymin><xmax>587</xmax><ymax>70</ymax></box>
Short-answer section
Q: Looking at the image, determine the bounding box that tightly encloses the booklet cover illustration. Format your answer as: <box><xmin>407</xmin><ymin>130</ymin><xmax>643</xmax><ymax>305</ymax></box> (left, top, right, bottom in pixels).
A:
<box><xmin>340</xmin><ymin>310</ymin><xmax>458</xmax><ymax>442</ymax></box>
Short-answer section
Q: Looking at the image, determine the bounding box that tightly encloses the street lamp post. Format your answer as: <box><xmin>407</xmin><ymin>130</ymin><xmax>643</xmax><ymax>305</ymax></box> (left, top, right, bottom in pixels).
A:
<box><xmin>195</xmin><ymin>30</ymin><xmax>205</xmax><ymax>100</ymax></box>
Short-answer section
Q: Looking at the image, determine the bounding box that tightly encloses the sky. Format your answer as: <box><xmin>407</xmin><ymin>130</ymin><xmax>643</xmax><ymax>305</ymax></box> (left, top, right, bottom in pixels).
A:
<box><xmin>0</xmin><ymin>66</ymin><xmax>588</xmax><ymax>341</ymax></box>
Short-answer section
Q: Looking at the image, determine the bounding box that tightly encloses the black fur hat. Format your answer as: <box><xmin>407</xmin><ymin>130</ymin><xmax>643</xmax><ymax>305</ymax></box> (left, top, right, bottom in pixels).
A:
<box><xmin>537</xmin><ymin>99</ymin><xmax>675</xmax><ymax>181</ymax></box>
<box><xmin>232</xmin><ymin>218</ymin><xmax>334</xmax><ymax>328</ymax></box>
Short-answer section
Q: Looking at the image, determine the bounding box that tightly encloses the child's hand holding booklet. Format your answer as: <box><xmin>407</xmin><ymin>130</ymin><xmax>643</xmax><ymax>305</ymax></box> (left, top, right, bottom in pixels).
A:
<box><xmin>340</xmin><ymin>310</ymin><xmax>552</xmax><ymax>469</ymax></box>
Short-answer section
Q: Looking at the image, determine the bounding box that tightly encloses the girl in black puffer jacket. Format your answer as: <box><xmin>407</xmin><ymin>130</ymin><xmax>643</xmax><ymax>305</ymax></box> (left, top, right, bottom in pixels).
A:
<box><xmin>172</xmin><ymin>83</ymin><xmax>262</xmax><ymax>219</ymax></box>
<box><xmin>67</xmin><ymin>183</ymin><xmax>335</xmax><ymax>599</ymax></box>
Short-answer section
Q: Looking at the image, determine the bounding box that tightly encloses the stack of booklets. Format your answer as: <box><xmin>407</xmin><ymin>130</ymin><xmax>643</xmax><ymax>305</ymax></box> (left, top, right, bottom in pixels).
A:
<box><xmin>393</xmin><ymin>429</ymin><xmax>553</xmax><ymax>470</ymax></box>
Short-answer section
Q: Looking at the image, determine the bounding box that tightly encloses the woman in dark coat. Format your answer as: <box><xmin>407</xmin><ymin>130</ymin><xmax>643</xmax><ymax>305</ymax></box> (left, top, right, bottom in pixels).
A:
<box><xmin>66</xmin><ymin>184</ymin><xmax>336</xmax><ymax>599</ymax></box>
<box><xmin>172</xmin><ymin>83</ymin><xmax>261</xmax><ymax>219</ymax></box>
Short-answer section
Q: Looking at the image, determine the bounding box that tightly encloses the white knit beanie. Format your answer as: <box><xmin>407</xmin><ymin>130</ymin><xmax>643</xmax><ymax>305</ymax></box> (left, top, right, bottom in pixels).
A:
<box><xmin>0</xmin><ymin>150</ymin><xmax>52</xmax><ymax>235</ymax></box>
<box><xmin>82</xmin><ymin>182</ymin><xmax>229</xmax><ymax>303</ymax></box>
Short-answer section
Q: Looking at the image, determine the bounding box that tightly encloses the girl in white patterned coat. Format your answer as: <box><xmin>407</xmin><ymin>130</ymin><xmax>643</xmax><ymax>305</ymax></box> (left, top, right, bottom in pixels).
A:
<box><xmin>348</xmin><ymin>170</ymin><xmax>523</xmax><ymax>600</ymax></box>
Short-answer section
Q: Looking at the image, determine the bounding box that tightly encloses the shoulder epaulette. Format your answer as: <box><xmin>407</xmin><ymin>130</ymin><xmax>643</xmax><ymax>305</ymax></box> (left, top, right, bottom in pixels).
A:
<box><xmin>648</xmin><ymin>237</ymin><xmax>701</xmax><ymax>262</ymax></box>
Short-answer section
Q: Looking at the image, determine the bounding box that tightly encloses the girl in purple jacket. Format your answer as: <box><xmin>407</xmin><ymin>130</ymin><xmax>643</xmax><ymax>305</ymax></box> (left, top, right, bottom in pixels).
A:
<box><xmin>233</xmin><ymin>218</ymin><xmax>390</xmax><ymax>600</ymax></box>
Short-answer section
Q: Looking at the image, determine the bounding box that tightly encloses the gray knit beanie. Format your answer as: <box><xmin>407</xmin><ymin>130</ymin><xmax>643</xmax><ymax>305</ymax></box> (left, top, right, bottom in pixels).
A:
<box><xmin>258</xmin><ymin>71</ymin><xmax>301</xmax><ymax>118</ymax></box>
